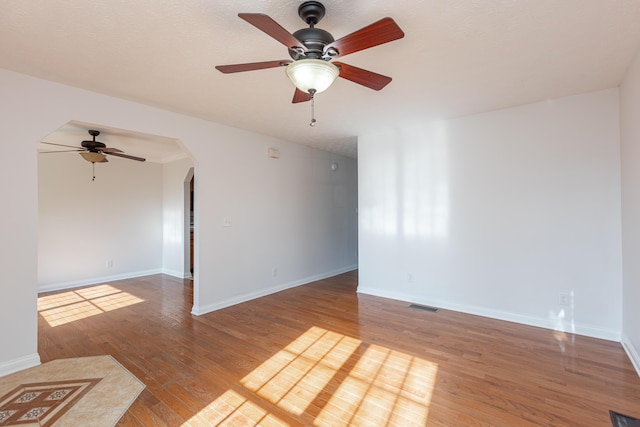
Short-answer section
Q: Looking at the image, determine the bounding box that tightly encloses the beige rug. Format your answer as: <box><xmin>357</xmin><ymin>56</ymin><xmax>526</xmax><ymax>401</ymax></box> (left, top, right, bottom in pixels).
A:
<box><xmin>0</xmin><ymin>356</ymin><xmax>144</xmax><ymax>426</ymax></box>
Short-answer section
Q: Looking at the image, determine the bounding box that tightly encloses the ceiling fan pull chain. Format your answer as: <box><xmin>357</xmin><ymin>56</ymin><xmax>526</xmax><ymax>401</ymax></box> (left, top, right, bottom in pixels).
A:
<box><xmin>92</xmin><ymin>162</ymin><xmax>96</xmax><ymax>181</ymax></box>
<box><xmin>309</xmin><ymin>89</ymin><xmax>317</xmax><ymax>127</ymax></box>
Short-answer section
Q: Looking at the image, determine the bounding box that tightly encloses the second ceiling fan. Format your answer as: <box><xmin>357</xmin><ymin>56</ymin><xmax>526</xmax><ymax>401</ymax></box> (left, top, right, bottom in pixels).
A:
<box><xmin>41</xmin><ymin>130</ymin><xmax>145</xmax><ymax>164</ymax></box>
<box><xmin>215</xmin><ymin>1</ymin><xmax>404</xmax><ymax>123</ymax></box>
<box><xmin>40</xmin><ymin>130</ymin><xmax>146</xmax><ymax>180</ymax></box>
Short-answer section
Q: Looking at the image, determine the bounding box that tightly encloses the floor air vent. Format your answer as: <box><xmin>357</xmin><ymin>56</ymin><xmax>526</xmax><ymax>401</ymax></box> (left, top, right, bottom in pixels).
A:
<box><xmin>408</xmin><ymin>303</ymin><xmax>440</xmax><ymax>313</ymax></box>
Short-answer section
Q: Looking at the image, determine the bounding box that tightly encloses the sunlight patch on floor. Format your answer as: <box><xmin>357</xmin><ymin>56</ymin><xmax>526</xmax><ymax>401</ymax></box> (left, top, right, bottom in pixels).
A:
<box><xmin>241</xmin><ymin>326</ymin><xmax>361</xmax><ymax>415</ymax></box>
<box><xmin>184</xmin><ymin>389</ymin><xmax>288</xmax><ymax>427</ymax></box>
<box><xmin>315</xmin><ymin>344</ymin><xmax>437</xmax><ymax>425</ymax></box>
<box><xmin>183</xmin><ymin>326</ymin><xmax>438</xmax><ymax>426</ymax></box>
<box><xmin>38</xmin><ymin>284</ymin><xmax>145</xmax><ymax>327</ymax></box>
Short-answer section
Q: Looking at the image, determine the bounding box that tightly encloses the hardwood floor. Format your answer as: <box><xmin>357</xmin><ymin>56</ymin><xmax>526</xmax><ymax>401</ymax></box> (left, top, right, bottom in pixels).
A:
<box><xmin>37</xmin><ymin>271</ymin><xmax>640</xmax><ymax>426</ymax></box>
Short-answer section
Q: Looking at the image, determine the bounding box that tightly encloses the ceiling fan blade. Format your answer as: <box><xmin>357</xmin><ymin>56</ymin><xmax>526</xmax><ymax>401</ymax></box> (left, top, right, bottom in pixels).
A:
<box><xmin>41</xmin><ymin>141</ymin><xmax>82</xmax><ymax>149</ymax></box>
<box><xmin>334</xmin><ymin>62</ymin><xmax>392</xmax><ymax>91</ymax></box>
<box><xmin>292</xmin><ymin>88</ymin><xmax>312</xmax><ymax>104</ymax></box>
<box><xmin>39</xmin><ymin>149</ymin><xmax>84</xmax><ymax>153</ymax></box>
<box><xmin>325</xmin><ymin>17</ymin><xmax>404</xmax><ymax>58</ymax></box>
<box><xmin>107</xmin><ymin>152</ymin><xmax>146</xmax><ymax>162</ymax></box>
<box><xmin>99</xmin><ymin>157</ymin><xmax>109</xmax><ymax>163</ymax></box>
<box><xmin>99</xmin><ymin>147</ymin><xmax>123</xmax><ymax>154</ymax></box>
<box><xmin>238</xmin><ymin>13</ymin><xmax>306</xmax><ymax>52</ymax></box>
<box><xmin>216</xmin><ymin>60</ymin><xmax>290</xmax><ymax>74</ymax></box>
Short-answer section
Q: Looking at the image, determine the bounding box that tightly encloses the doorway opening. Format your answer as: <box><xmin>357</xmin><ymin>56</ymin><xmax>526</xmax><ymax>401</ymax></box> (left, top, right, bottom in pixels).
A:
<box><xmin>184</xmin><ymin>169</ymin><xmax>195</xmax><ymax>277</ymax></box>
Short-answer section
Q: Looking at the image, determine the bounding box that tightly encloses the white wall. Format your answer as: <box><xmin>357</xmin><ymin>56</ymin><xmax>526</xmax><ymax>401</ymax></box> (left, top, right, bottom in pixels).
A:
<box><xmin>358</xmin><ymin>89</ymin><xmax>622</xmax><ymax>341</ymax></box>
<box><xmin>38</xmin><ymin>151</ymin><xmax>164</xmax><ymax>290</ymax></box>
<box><xmin>0</xmin><ymin>68</ymin><xmax>358</xmax><ymax>376</ymax></box>
<box><xmin>194</xmin><ymin>140</ymin><xmax>358</xmax><ymax>314</ymax></box>
<box><xmin>162</xmin><ymin>157</ymin><xmax>193</xmax><ymax>278</ymax></box>
<box><xmin>620</xmin><ymin>47</ymin><xmax>640</xmax><ymax>373</ymax></box>
<box><xmin>0</xmin><ymin>74</ymin><xmax>42</xmax><ymax>375</ymax></box>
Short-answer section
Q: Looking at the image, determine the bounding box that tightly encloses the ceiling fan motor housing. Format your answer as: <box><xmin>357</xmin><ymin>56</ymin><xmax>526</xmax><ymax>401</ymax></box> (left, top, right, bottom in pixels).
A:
<box><xmin>289</xmin><ymin>2</ymin><xmax>334</xmax><ymax>60</ymax></box>
<box><xmin>290</xmin><ymin>27</ymin><xmax>335</xmax><ymax>59</ymax></box>
<box><xmin>81</xmin><ymin>140</ymin><xmax>106</xmax><ymax>152</ymax></box>
<box><xmin>81</xmin><ymin>130</ymin><xmax>106</xmax><ymax>152</ymax></box>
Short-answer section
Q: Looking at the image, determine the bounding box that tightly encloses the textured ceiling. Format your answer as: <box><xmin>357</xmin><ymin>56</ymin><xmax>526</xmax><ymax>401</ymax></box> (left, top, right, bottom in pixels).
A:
<box><xmin>3</xmin><ymin>0</ymin><xmax>640</xmax><ymax>159</ymax></box>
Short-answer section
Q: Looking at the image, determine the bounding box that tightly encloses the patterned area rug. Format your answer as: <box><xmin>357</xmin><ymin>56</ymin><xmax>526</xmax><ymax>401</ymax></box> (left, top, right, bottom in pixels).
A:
<box><xmin>0</xmin><ymin>356</ymin><xmax>144</xmax><ymax>426</ymax></box>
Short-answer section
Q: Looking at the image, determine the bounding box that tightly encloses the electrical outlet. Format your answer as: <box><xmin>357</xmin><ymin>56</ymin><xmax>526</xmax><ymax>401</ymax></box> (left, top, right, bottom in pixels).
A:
<box><xmin>559</xmin><ymin>293</ymin><xmax>570</xmax><ymax>306</ymax></box>
<box><xmin>407</xmin><ymin>273</ymin><xmax>413</xmax><ymax>282</ymax></box>
<box><xmin>106</xmin><ymin>259</ymin><xmax>113</xmax><ymax>268</ymax></box>
<box><xmin>272</xmin><ymin>267</ymin><xmax>277</xmax><ymax>277</ymax></box>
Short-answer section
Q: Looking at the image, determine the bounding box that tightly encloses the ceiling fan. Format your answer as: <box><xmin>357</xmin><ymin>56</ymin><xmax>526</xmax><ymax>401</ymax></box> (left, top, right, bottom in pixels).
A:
<box><xmin>40</xmin><ymin>130</ymin><xmax>145</xmax><ymax>163</ymax></box>
<box><xmin>40</xmin><ymin>130</ymin><xmax>145</xmax><ymax>180</ymax></box>
<box><xmin>215</xmin><ymin>1</ymin><xmax>405</xmax><ymax>125</ymax></box>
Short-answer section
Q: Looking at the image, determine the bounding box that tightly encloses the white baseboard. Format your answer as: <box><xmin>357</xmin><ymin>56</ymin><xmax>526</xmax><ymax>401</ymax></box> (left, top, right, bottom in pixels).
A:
<box><xmin>163</xmin><ymin>268</ymin><xmax>192</xmax><ymax>279</ymax></box>
<box><xmin>622</xmin><ymin>333</ymin><xmax>640</xmax><ymax>378</ymax></box>
<box><xmin>38</xmin><ymin>269</ymin><xmax>163</xmax><ymax>293</ymax></box>
<box><xmin>0</xmin><ymin>353</ymin><xmax>40</xmax><ymax>377</ymax></box>
<box><xmin>357</xmin><ymin>286</ymin><xmax>621</xmax><ymax>342</ymax></box>
<box><xmin>191</xmin><ymin>265</ymin><xmax>357</xmax><ymax>316</ymax></box>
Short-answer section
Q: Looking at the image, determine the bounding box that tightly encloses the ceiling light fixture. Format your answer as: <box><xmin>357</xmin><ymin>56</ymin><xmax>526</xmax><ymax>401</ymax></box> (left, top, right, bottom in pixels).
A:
<box><xmin>80</xmin><ymin>152</ymin><xmax>106</xmax><ymax>163</ymax></box>
<box><xmin>286</xmin><ymin>59</ymin><xmax>340</xmax><ymax>127</ymax></box>
<box><xmin>285</xmin><ymin>59</ymin><xmax>339</xmax><ymax>94</ymax></box>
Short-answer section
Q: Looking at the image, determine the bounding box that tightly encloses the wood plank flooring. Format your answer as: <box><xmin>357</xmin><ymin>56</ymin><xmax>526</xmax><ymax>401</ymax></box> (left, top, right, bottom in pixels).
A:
<box><xmin>37</xmin><ymin>271</ymin><xmax>640</xmax><ymax>426</ymax></box>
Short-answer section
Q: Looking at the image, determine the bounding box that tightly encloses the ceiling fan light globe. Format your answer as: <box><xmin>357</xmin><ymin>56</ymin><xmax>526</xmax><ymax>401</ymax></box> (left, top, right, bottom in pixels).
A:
<box><xmin>80</xmin><ymin>152</ymin><xmax>106</xmax><ymax>163</ymax></box>
<box><xmin>286</xmin><ymin>59</ymin><xmax>339</xmax><ymax>94</ymax></box>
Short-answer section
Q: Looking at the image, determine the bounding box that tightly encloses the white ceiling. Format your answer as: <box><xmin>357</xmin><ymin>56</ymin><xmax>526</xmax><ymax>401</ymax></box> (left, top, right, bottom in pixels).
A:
<box><xmin>3</xmin><ymin>0</ymin><xmax>640</xmax><ymax>159</ymax></box>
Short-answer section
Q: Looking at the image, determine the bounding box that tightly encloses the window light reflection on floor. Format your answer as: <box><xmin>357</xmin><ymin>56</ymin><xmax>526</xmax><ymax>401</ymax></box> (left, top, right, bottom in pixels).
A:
<box><xmin>316</xmin><ymin>343</ymin><xmax>437</xmax><ymax>425</ymax></box>
<box><xmin>184</xmin><ymin>326</ymin><xmax>438</xmax><ymax>426</ymax></box>
<box><xmin>241</xmin><ymin>326</ymin><xmax>361</xmax><ymax>416</ymax></box>
<box><xmin>186</xmin><ymin>389</ymin><xmax>287</xmax><ymax>426</ymax></box>
<box><xmin>37</xmin><ymin>284</ymin><xmax>145</xmax><ymax>327</ymax></box>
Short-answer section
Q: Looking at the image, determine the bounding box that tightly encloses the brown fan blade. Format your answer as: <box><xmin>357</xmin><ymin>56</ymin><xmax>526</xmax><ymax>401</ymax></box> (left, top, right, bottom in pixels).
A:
<box><xmin>334</xmin><ymin>62</ymin><xmax>392</xmax><ymax>91</ymax></box>
<box><xmin>325</xmin><ymin>17</ymin><xmax>404</xmax><ymax>58</ymax></box>
<box><xmin>238</xmin><ymin>13</ymin><xmax>306</xmax><ymax>52</ymax></box>
<box><xmin>216</xmin><ymin>60</ymin><xmax>290</xmax><ymax>74</ymax></box>
<box><xmin>39</xmin><ymin>149</ymin><xmax>83</xmax><ymax>153</ymax></box>
<box><xmin>292</xmin><ymin>88</ymin><xmax>312</xmax><ymax>104</ymax></box>
<box><xmin>107</xmin><ymin>152</ymin><xmax>146</xmax><ymax>162</ymax></box>
<box><xmin>99</xmin><ymin>157</ymin><xmax>109</xmax><ymax>163</ymax></box>
<box><xmin>41</xmin><ymin>141</ymin><xmax>82</xmax><ymax>149</ymax></box>
<box><xmin>99</xmin><ymin>147</ymin><xmax>123</xmax><ymax>154</ymax></box>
